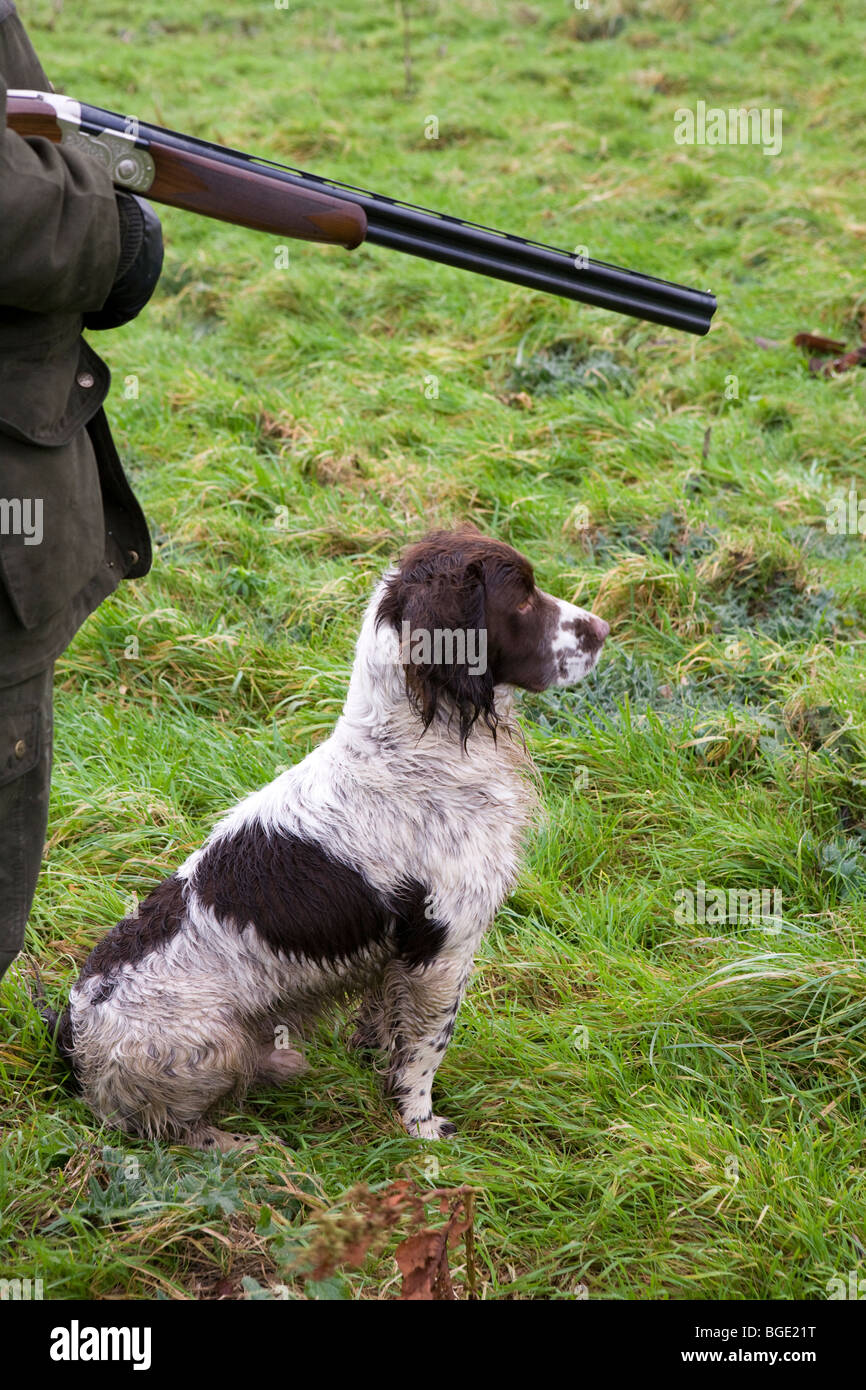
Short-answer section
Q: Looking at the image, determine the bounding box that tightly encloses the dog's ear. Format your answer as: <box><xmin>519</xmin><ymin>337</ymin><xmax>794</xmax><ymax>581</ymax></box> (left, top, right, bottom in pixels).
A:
<box><xmin>378</xmin><ymin>553</ymin><xmax>496</xmax><ymax>747</ymax></box>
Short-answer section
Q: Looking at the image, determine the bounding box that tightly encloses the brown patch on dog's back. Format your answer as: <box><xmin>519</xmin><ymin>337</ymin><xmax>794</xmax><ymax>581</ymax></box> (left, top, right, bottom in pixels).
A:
<box><xmin>77</xmin><ymin>875</ymin><xmax>189</xmax><ymax>998</ymax></box>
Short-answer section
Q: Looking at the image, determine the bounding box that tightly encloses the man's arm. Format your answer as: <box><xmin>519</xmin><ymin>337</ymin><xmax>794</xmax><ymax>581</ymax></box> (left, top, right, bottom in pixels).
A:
<box><xmin>0</xmin><ymin>4</ymin><xmax>120</xmax><ymax>314</ymax></box>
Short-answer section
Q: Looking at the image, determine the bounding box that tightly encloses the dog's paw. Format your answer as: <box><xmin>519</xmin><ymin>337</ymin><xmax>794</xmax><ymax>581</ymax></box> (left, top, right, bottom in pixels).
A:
<box><xmin>188</xmin><ymin>1126</ymin><xmax>258</xmax><ymax>1153</ymax></box>
<box><xmin>404</xmin><ymin>1114</ymin><xmax>458</xmax><ymax>1141</ymax></box>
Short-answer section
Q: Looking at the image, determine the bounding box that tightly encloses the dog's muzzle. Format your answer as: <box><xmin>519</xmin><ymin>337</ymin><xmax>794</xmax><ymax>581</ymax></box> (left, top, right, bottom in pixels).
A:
<box><xmin>548</xmin><ymin>599</ymin><xmax>609</xmax><ymax>684</ymax></box>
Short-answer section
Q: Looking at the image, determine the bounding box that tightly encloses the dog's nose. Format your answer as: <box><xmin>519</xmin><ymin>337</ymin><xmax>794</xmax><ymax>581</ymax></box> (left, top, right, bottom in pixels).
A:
<box><xmin>592</xmin><ymin>615</ymin><xmax>610</xmax><ymax>642</ymax></box>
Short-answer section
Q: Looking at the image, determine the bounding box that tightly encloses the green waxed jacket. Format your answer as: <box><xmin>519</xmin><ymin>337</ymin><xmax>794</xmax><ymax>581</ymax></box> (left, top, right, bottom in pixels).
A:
<box><xmin>0</xmin><ymin>0</ymin><xmax>152</xmax><ymax>686</ymax></box>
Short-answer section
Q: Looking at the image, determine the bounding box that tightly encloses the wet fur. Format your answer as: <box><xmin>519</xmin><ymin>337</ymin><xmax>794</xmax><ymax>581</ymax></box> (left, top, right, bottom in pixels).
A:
<box><xmin>53</xmin><ymin>527</ymin><xmax>608</xmax><ymax>1147</ymax></box>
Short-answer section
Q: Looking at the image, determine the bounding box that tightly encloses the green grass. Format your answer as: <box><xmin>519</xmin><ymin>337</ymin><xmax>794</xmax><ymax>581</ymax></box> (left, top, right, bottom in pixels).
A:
<box><xmin>2</xmin><ymin>0</ymin><xmax>866</xmax><ymax>1300</ymax></box>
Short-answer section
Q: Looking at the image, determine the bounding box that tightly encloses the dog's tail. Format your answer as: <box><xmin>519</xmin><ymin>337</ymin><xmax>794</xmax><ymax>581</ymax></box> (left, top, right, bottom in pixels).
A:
<box><xmin>30</xmin><ymin>965</ymin><xmax>77</xmax><ymax>1077</ymax></box>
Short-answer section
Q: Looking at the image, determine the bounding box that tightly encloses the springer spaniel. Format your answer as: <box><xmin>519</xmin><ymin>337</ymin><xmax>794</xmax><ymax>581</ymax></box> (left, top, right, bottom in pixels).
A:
<box><xmin>49</xmin><ymin>527</ymin><xmax>608</xmax><ymax>1148</ymax></box>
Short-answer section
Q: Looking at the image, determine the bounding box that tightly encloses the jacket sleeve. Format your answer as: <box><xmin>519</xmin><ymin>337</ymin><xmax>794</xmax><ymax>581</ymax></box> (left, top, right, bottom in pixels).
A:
<box><xmin>0</xmin><ymin>38</ymin><xmax>121</xmax><ymax>313</ymax></box>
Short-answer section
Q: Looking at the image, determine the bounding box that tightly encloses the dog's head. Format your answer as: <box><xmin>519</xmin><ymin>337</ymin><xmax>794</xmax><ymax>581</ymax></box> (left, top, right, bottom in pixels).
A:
<box><xmin>376</xmin><ymin>525</ymin><xmax>609</xmax><ymax>744</ymax></box>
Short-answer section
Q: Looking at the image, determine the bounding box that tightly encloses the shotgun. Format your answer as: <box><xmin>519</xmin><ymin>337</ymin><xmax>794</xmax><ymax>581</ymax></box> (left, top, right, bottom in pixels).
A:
<box><xmin>6</xmin><ymin>89</ymin><xmax>716</xmax><ymax>335</ymax></box>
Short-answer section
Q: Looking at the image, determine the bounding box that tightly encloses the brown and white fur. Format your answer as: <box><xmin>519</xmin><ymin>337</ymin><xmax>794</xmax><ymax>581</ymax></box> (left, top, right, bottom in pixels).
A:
<box><xmin>49</xmin><ymin>527</ymin><xmax>608</xmax><ymax>1149</ymax></box>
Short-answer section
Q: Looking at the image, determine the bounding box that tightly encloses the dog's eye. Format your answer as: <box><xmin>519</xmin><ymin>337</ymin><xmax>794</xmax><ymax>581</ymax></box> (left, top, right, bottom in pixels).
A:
<box><xmin>516</xmin><ymin>596</ymin><xmax>533</xmax><ymax>613</ymax></box>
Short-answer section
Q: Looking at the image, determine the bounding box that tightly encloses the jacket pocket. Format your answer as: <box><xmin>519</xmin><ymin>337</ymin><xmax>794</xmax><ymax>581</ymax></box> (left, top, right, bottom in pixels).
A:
<box><xmin>0</xmin><ymin>318</ymin><xmax>109</xmax><ymax>447</ymax></box>
<box><xmin>0</xmin><ymin>424</ymin><xmax>105</xmax><ymax>630</ymax></box>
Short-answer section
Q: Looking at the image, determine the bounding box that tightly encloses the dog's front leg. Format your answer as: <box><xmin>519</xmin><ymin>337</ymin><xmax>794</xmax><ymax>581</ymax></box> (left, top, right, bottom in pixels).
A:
<box><xmin>383</xmin><ymin>951</ymin><xmax>473</xmax><ymax>1139</ymax></box>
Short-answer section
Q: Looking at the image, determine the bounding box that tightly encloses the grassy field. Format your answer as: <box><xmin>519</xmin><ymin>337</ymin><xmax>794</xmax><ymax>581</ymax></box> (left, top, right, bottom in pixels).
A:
<box><xmin>2</xmin><ymin>0</ymin><xmax>866</xmax><ymax>1300</ymax></box>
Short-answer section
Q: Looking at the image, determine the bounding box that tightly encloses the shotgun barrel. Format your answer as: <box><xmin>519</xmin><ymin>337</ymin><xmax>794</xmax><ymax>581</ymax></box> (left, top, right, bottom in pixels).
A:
<box><xmin>6</xmin><ymin>90</ymin><xmax>716</xmax><ymax>335</ymax></box>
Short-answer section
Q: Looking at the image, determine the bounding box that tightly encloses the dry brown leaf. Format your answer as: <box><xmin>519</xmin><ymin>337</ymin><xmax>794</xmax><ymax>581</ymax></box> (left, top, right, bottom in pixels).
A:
<box><xmin>793</xmin><ymin>332</ymin><xmax>847</xmax><ymax>353</ymax></box>
<box><xmin>395</xmin><ymin>1230</ymin><xmax>455</xmax><ymax>1300</ymax></box>
<box><xmin>810</xmin><ymin>345</ymin><xmax>866</xmax><ymax>377</ymax></box>
<box><xmin>499</xmin><ymin>390</ymin><xmax>533</xmax><ymax>410</ymax></box>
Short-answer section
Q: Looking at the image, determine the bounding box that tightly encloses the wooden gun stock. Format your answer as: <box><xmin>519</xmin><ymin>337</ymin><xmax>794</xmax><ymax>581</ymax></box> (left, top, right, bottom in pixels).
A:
<box><xmin>5</xmin><ymin>92</ymin><xmax>368</xmax><ymax>250</ymax></box>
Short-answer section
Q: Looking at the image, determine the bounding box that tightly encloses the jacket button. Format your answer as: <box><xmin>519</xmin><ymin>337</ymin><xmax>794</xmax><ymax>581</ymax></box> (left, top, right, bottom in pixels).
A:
<box><xmin>77</xmin><ymin>371</ymin><xmax>95</xmax><ymax>389</ymax></box>
<box><xmin>14</xmin><ymin>739</ymin><xmax>26</xmax><ymax>759</ymax></box>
